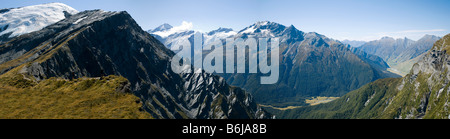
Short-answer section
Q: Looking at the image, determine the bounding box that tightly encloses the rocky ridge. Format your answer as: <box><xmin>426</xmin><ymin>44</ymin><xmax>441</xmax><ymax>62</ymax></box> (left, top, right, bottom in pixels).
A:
<box><xmin>0</xmin><ymin>10</ymin><xmax>270</xmax><ymax>119</ymax></box>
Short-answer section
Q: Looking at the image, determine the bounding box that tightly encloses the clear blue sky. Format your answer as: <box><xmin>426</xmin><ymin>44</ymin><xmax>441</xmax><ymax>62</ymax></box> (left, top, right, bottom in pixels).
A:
<box><xmin>1</xmin><ymin>0</ymin><xmax>449</xmax><ymax>41</ymax></box>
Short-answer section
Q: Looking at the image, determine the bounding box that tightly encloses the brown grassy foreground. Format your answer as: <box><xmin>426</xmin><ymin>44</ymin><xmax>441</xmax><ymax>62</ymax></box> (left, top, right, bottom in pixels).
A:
<box><xmin>0</xmin><ymin>75</ymin><xmax>152</xmax><ymax>119</ymax></box>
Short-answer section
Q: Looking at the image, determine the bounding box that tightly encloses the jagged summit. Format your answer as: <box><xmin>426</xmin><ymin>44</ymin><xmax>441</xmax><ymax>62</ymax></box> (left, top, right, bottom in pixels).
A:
<box><xmin>380</xmin><ymin>36</ymin><xmax>395</xmax><ymax>40</ymax></box>
<box><xmin>254</xmin><ymin>21</ymin><xmax>281</xmax><ymax>27</ymax></box>
<box><xmin>149</xmin><ymin>23</ymin><xmax>173</xmax><ymax>33</ymax></box>
<box><xmin>422</xmin><ymin>34</ymin><xmax>439</xmax><ymax>38</ymax></box>
<box><xmin>238</xmin><ymin>21</ymin><xmax>287</xmax><ymax>35</ymax></box>
<box><xmin>431</xmin><ymin>34</ymin><xmax>450</xmax><ymax>53</ymax></box>
<box><xmin>419</xmin><ymin>34</ymin><xmax>441</xmax><ymax>42</ymax></box>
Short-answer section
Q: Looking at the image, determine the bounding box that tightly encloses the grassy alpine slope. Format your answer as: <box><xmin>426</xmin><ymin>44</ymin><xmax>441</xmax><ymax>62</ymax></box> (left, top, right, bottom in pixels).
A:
<box><xmin>0</xmin><ymin>74</ymin><xmax>151</xmax><ymax>119</ymax></box>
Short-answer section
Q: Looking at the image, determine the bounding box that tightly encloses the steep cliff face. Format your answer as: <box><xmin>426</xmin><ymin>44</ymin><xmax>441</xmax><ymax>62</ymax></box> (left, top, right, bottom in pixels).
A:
<box><xmin>279</xmin><ymin>34</ymin><xmax>450</xmax><ymax>119</ymax></box>
<box><xmin>394</xmin><ymin>34</ymin><xmax>450</xmax><ymax>119</ymax></box>
<box><xmin>0</xmin><ymin>10</ymin><xmax>270</xmax><ymax>119</ymax></box>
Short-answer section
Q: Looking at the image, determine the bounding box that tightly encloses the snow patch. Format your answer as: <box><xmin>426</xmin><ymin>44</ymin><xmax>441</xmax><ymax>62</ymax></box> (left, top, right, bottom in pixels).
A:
<box><xmin>364</xmin><ymin>92</ymin><xmax>377</xmax><ymax>107</ymax></box>
<box><xmin>260</xmin><ymin>29</ymin><xmax>275</xmax><ymax>37</ymax></box>
<box><xmin>241</xmin><ymin>26</ymin><xmax>256</xmax><ymax>34</ymax></box>
<box><xmin>437</xmin><ymin>88</ymin><xmax>444</xmax><ymax>98</ymax></box>
<box><xmin>0</xmin><ymin>3</ymin><xmax>78</xmax><ymax>37</ymax></box>
<box><xmin>73</xmin><ymin>16</ymin><xmax>87</xmax><ymax>24</ymax></box>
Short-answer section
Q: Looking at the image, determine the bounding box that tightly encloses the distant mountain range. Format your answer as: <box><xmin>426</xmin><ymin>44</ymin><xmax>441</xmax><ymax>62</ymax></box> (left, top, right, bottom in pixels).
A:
<box><xmin>277</xmin><ymin>34</ymin><xmax>450</xmax><ymax>119</ymax></box>
<box><xmin>359</xmin><ymin>35</ymin><xmax>440</xmax><ymax>75</ymax></box>
<box><xmin>341</xmin><ymin>40</ymin><xmax>366</xmax><ymax>48</ymax></box>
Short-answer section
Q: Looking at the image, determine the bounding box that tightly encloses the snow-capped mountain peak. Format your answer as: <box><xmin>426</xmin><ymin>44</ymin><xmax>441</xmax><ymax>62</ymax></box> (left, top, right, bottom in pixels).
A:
<box><xmin>0</xmin><ymin>3</ymin><xmax>78</xmax><ymax>39</ymax></box>
<box><xmin>151</xmin><ymin>21</ymin><xmax>193</xmax><ymax>38</ymax></box>
<box><xmin>238</xmin><ymin>21</ymin><xmax>287</xmax><ymax>38</ymax></box>
<box><xmin>148</xmin><ymin>23</ymin><xmax>173</xmax><ymax>33</ymax></box>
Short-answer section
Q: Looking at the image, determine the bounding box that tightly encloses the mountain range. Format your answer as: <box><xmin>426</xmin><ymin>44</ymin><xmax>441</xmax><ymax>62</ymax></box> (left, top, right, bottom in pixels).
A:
<box><xmin>0</xmin><ymin>3</ymin><xmax>270</xmax><ymax>119</ymax></box>
<box><xmin>359</xmin><ymin>35</ymin><xmax>440</xmax><ymax>75</ymax></box>
<box><xmin>1</xmin><ymin>2</ymin><xmax>447</xmax><ymax>119</ymax></box>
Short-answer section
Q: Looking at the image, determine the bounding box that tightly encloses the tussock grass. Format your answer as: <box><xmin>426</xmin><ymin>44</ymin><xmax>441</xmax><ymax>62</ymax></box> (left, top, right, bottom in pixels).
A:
<box><xmin>0</xmin><ymin>75</ymin><xmax>152</xmax><ymax>119</ymax></box>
